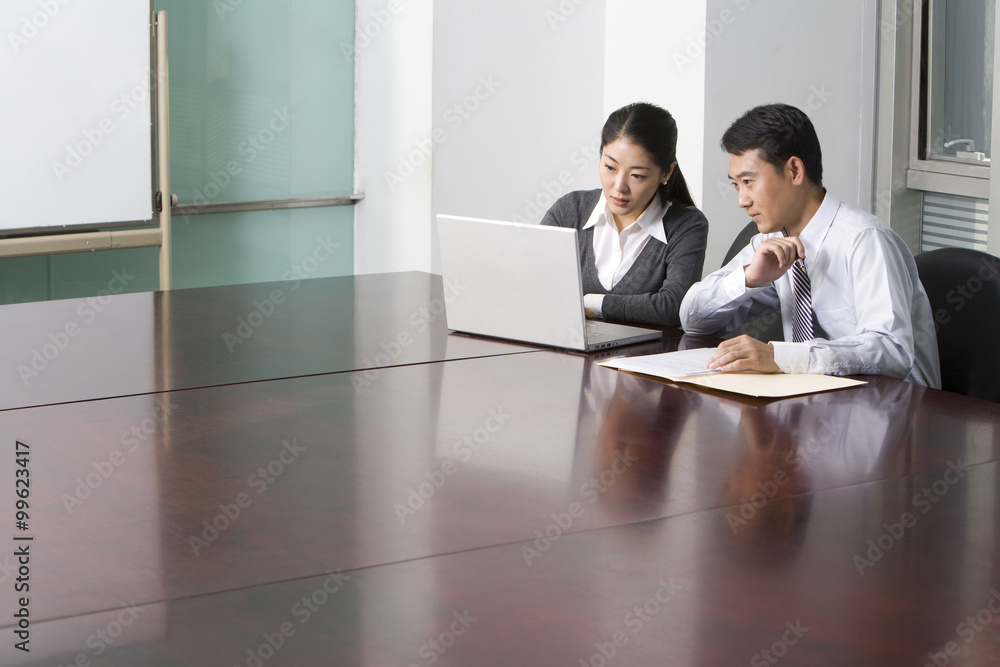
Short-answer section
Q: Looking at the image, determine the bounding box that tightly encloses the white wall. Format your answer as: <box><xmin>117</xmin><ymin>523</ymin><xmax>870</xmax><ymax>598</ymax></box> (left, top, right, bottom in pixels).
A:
<box><xmin>354</xmin><ymin>0</ymin><xmax>434</xmax><ymax>275</ymax></box>
<box><xmin>700</xmin><ymin>0</ymin><xmax>880</xmax><ymax>271</ymax></box>
<box><xmin>355</xmin><ymin>0</ymin><xmax>881</xmax><ymax>276</ymax></box>
<box><xmin>429</xmin><ymin>0</ymin><xmax>607</xmax><ymax>271</ymax></box>
<box><xmin>604</xmin><ymin>0</ymin><xmax>707</xmax><ymax>210</ymax></box>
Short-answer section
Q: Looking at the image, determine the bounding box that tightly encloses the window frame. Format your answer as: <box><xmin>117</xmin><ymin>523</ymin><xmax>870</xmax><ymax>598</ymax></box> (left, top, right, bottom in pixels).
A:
<box><xmin>905</xmin><ymin>0</ymin><xmax>991</xmax><ymax>200</ymax></box>
<box><xmin>875</xmin><ymin>0</ymin><xmax>1000</xmax><ymax>256</ymax></box>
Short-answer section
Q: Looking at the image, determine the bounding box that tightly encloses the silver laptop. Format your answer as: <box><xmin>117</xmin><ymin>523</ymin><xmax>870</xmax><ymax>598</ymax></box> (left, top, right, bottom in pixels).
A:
<box><xmin>436</xmin><ymin>214</ymin><xmax>663</xmax><ymax>352</ymax></box>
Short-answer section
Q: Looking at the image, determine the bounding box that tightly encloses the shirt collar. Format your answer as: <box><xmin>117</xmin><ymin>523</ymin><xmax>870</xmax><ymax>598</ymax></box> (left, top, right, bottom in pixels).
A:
<box><xmin>583</xmin><ymin>193</ymin><xmax>670</xmax><ymax>244</ymax></box>
<box><xmin>798</xmin><ymin>191</ymin><xmax>839</xmax><ymax>259</ymax></box>
<box><xmin>765</xmin><ymin>191</ymin><xmax>839</xmax><ymax>265</ymax></box>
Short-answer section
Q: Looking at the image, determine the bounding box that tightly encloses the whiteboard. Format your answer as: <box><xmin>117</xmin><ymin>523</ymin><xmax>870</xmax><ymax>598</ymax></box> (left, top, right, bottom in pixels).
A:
<box><xmin>0</xmin><ymin>0</ymin><xmax>154</xmax><ymax>235</ymax></box>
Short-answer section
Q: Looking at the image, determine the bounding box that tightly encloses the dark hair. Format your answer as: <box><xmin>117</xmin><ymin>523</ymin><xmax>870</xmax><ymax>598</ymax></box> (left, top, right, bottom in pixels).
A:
<box><xmin>601</xmin><ymin>102</ymin><xmax>696</xmax><ymax>208</ymax></box>
<box><xmin>721</xmin><ymin>103</ymin><xmax>823</xmax><ymax>187</ymax></box>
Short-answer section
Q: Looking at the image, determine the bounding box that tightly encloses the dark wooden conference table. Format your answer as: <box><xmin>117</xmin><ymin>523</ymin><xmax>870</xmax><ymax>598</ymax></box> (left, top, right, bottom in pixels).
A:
<box><xmin>1</xmin><ymin>271</ymin><xmax>998</xmax><ymax>666</ymax></box>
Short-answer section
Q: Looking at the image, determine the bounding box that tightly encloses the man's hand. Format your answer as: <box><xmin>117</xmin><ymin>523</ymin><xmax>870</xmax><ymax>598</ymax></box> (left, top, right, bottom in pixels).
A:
<box><xmin>707</xmin><ymin>335</ymin><xmax>780</xmax><ymax>373</ymax></box>
<box><xmin>743</xmin><ymin>236</ymin><xmax>805</xmax><ymax>288</ymax></box>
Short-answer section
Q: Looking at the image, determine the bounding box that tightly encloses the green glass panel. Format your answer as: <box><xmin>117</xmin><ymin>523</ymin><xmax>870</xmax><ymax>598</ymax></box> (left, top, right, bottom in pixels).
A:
<box><xmin>50</xmin><ymin>247</ymin><xmax>161</xmax><ymax>299</ymax></box>
<box><xmin>172</xmin><ymin>207</ymin><xmax>354</xmax><ymax>290</ymax></box>
<box><xmin>0</xmin><ymin>256</ymin><xmax>54</xmax><ymax>305</ymax></box>
<box><xmin>155</xmin><ymin>0</ymin><xmax>356</xmax><ymax>205</ymax></box>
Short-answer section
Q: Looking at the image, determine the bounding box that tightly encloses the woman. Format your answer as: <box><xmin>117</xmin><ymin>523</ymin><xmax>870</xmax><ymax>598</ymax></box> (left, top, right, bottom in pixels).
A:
<box><xmin>541</xmin><ymin>102</ymin><xmax>708</xmax><ymax>326</ymax></box>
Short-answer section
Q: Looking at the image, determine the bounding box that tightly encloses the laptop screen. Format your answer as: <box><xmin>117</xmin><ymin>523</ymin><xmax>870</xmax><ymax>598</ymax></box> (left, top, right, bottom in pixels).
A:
<box><xmin>436</xmin><ymin>214</ymin><xmax>589</xmax><ymax>350</ymax></box>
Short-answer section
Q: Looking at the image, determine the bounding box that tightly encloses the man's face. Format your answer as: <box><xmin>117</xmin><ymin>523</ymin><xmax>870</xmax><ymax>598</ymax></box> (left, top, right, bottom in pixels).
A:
<box><xmin>728</xmin><ymin>149</ymin><xmax>799</xmax><ymax>235</ymax></box>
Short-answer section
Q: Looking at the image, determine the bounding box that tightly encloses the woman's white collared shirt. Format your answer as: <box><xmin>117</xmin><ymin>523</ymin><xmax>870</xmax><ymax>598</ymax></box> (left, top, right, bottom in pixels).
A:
<box><xmin>582</xmin><ymin>193</ymin><xmax>669</xmax><ymax>316</ymax></box>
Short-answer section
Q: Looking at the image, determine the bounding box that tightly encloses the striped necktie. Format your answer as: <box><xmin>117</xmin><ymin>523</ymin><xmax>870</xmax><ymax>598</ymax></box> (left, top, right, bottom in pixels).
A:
<box><xmin>790</xmin><ymin>259</ymin><xmax>813</xmax><ymax>342</ymax></box>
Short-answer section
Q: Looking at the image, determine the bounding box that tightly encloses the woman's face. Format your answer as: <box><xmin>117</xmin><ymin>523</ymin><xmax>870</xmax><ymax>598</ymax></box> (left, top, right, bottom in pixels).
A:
<box><xmin>599</xmin><ymin>138</ymin><xmax>670</xmax><ymax>228</ymax></box>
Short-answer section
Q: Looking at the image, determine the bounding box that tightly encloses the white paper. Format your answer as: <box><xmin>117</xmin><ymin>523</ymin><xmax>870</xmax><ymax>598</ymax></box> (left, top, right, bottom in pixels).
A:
<box><xmin>598</xmin><ymin>347</ymin><xmax>721</xmax><ymax>379</ymax></box>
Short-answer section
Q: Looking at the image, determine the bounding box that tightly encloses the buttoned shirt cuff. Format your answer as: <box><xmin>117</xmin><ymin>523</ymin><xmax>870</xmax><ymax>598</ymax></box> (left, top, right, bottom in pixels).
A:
<box><xmin>722</xmin><ymin>264</ymin><xmax>752</xmax><ymax>300</ymax></box>
<box><xmin>584</xmin><ymin>293</ymin><xmax>605</xmax><ymax>318</ymax></box>
<box><xmin>771</xmin><ymin>341</ymin><xmax>810</xmax><ymax>374</ymax></box>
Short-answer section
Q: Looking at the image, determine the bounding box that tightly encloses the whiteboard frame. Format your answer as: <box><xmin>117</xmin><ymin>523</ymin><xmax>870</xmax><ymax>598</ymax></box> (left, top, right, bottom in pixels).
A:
<box><xmin>0</xmin><ymin>4</ymin><xmax>171</xmax><ymax>290</ymax></box>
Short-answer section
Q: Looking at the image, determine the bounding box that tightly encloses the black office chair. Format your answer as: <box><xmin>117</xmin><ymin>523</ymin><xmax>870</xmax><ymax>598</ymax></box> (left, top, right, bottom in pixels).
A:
<box><xmin>915</xmin><ymin>247</ymin><xmax>1000</xmax><ymax>402</ymax></box>
<box><xmin>717</xmin><ymin>220</ymin><xmax>784</xmax><ymax>342</ymax></box>
<box><xmin>722</xmin><ymin>221</ymin><xmax>759</xmax><ymax>267</ymax></box>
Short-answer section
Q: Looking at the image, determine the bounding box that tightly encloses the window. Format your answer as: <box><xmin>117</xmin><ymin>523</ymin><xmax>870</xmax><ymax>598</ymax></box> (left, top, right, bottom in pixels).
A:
<box><xmin>876</xmin><ymin>0</ymin><xmax>998</xmax><ymax>254</ymax></box>
<box><xmin>923</xmin><ymin>0</ymin><xmax>994</xmax><ymax>165</ymax></box>
<box><xmin>914</xmin><ymin>0</ymin><xmax>994</xmax><ymax>251</ymax></box>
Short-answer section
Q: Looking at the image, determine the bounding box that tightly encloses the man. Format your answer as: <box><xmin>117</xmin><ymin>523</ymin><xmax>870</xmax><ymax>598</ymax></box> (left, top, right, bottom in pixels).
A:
<box><xmin>679</xmin><ymin>104</ymin><xmax>940</xmax><ymax>387</ymax></box>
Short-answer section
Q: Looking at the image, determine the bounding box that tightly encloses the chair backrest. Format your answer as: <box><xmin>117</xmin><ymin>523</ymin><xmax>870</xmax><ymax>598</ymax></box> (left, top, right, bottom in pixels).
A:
<box><xmin>722</xmin><ymin>221</ymin><xmax>759</xmax><ymax>267</ymax></box>
<box><xmin>915</xmin><ymin>247</ymin><xmax>1000</xmax><ymax>402</ymax></box>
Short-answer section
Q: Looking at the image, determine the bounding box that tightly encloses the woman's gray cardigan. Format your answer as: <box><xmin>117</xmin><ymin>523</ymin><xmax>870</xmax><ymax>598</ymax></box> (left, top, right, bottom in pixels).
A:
<box><xmin>540</xmin><ymin>189</ymin><xmax>709</xmax><ymax>326</ymax></box>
